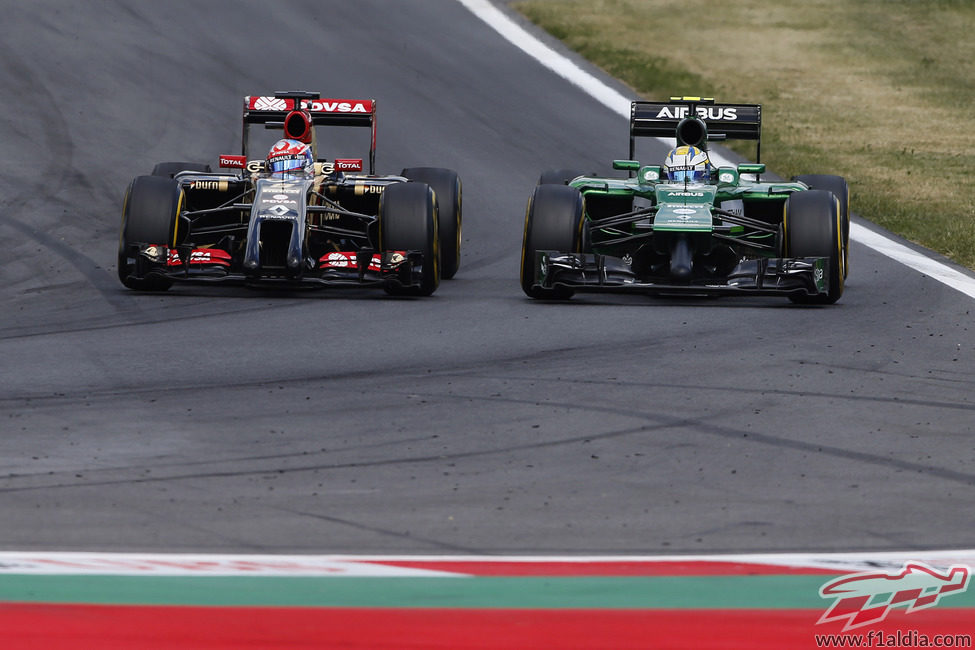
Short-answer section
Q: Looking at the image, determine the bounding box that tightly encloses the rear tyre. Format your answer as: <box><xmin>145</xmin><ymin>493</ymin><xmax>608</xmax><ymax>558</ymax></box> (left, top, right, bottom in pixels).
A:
<box><xmin>538</xmin><ymin>168</ymin><xmax>585</xmax><ymax>186</ymax></box>
<box><xmin>117</xmin><ymin>175</ymin><xmax>184</xmax><ymax>291</ymax></box>
<box><xmin>784</xmin><ymin>189</ymin><xmax>844</xmax><ymax>304</ymax></box>
<box><xmin>521</xmin><ymin>184</ymin><xmax>585</xmax><ymax>299</ymax></box>
<box><xmin>151</xmin><ymin>161</ymin><xmax>212</xmax><ymax>178</ymax></box>
<box><xmin>379</xmin><ymin>182</ymin><xmax>440</xmax><ymax>296</ymax></box>
<box><xmin>401</xmin><ymin>167</ymin><xmax>462</xmax><ymax>280</ymax></box>
<box><xmin>793</xmin><ymin>174</ymin><xmax>849</xmax><ymax>277</ymax></box>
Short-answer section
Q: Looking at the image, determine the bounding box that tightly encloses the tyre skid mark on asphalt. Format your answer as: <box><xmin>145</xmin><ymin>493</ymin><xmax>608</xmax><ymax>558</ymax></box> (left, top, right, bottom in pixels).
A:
<box><xmin>5</xmin><ymin>353</ymin><xmax>973</xmax><ymax>489</ymax></box>
<box><xmin>0</xmin><ymin>297</ymin><xmax>339</xmax><ymax>342</ymax></box>
<box><xmin>267</xmin><ymin>506</ymin><xmax>484</xmax><ymax>554</ymax></box>
<box><xmin>0</xmin><ymin>364</ymin><xmax>422</xmax><ymax>403</ymax></box>
<box><xmin>1</xmin><ymin>329</ymin><xmax>677</xmax><ymax>402</ymax></box>
<box><xmin>3</xmin><ymin>384</ymin><xmax>973</xmax><ymax>491</ymax></box>
<box><xmin>0</xmin><ymin>432</ymin><xmax>440</xmax><ymax>486</ymax></box>
<box><xmin>381</xmin><ymin>387</ymin><xmax>975</xmax><ymax>487</ymax></box>
<box><xmin>452</xmin><ymin>372</ymin><xmax>975</xmax><ymax>414</ymax></box>
<box><xmin>0</xmin><ymin>38</ymin><xmax>132</xmax><ymax>313</ymax></box>
<box><xmin>0</xmin><ymin>419</ymin><xmax>693</xmax><ymax>494</ymax></box>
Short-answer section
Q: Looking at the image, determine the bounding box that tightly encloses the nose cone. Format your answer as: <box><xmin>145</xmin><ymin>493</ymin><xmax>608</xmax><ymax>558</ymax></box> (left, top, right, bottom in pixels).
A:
<box><xmin>670</xmin><ymin>237</ymin><xmax>693</xmax><ymax>282</ymax></box>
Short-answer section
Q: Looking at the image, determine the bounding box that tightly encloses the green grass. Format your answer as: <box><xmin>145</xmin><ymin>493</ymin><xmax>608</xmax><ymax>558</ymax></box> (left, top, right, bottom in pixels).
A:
<box><xmin>514</xmin><ymin>0</ymin><xmax>975</xmax><ymax>269</ymax></box>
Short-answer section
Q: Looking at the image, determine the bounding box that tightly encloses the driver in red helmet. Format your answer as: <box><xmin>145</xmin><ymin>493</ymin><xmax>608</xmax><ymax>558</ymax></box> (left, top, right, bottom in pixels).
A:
<box><xmin>265</xmin><ymin>138</ymin><xmax>314</xmax><ymax>178</ymax></box>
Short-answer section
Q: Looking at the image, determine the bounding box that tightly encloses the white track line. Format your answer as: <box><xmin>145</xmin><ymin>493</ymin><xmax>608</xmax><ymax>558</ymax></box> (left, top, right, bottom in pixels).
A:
<box><xmin>458</xmin><ymin>0</ymin><xmax>975</xmax><ymax>301</ymax></box>
<box><xmin>852</xmin><ymin>222</ymin><xmax>975</xmax><ymax>299</ymax></box>
<box><xmin>1</xmin><ymin>550</ymin><xmax>973</xmax><ymax>575</ymax></box>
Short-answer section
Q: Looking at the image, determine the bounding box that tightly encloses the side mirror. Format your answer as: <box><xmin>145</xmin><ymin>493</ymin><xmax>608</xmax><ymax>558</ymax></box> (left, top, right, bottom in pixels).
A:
<box><xmin>737</xmin><ymin>163</ymin><xmax>766</xmax><ymax>175</ymax></box>
<box><xmin>613</xmin><ymin>160</ymin><xmax>640</xmax><ymax>171</ymax></box>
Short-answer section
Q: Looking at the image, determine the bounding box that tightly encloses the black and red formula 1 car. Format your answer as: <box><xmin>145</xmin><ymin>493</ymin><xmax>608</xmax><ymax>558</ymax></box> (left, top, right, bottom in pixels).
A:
<box><xmin>118</xmin><ymin>91</ymin><xmax>461</xmax><ymax>296</ymax></box>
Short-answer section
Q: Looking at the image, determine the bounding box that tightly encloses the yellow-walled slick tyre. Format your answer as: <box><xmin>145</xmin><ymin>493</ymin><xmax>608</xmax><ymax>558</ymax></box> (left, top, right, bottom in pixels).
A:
<box><xmin>117</xmin><ymin>175</ymin><xmax>184</xmax><ymax>291</ymax></box>
<box><xmin>793</xmin><ymin>174</ymin><xmax>850</xmax><ymax>278</ymax></box>
<box><xmin>784</xmin><ymin>189</ymin><xmax>844</xmax><ymax>304</ymax></box>
<box><xmin>401</xmin><ymin>167</ymin><xmax>462</xmax><ymax>280</ymax></box>
<box><xmin>379</xmin><ymin>181</ymin><xmax>440</xmax><ymax>296</ymax></box>
<box><xmin>520</xmin><ymin>183</ymin><xmax>585</xmax><ymax>299</ymax></box>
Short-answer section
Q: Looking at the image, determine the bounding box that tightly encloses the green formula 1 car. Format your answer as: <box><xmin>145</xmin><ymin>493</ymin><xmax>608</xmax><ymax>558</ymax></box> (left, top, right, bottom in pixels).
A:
<box><xmin>520</xmin><ymin>97</ymin><xmax>849</xmax><ymax>304</ymax></box>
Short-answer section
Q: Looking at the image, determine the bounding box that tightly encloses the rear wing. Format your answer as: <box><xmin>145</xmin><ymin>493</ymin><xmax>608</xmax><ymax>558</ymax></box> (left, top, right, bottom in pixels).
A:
<box><xmin>629</xmin><ymin>98</ymin><xmax>762</xmax><ymax>162</ymax></box>
<box><xmin>242</xmin><ymin>91</ymin><xmax>377</xmax><ymax>173</ymax></box>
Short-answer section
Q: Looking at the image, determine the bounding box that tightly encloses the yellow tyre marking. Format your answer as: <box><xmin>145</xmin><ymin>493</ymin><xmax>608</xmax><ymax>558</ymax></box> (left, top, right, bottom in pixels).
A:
<box><xmin>834</xmin><ymin>196</ymin><xmax>844</xmax><ymax>293</ymax></box>
<box><xmin>455</xmin><ymin>179</ymin><xmax>462</xmax><ymax>261</ymax></box>
<box><xmin>781</xmin><ymin>201</ymin><xmax>789</xmax><ymax>257</ymax></box>
<box><xmin>171</xmin><ymin>188</ymin><xmax>185</xmax><ymax>248</ymax></box>
<box><xmin>520</xmin><ymin>191</ymin><xmax>536</xmax><ymax>285</ymax></box>
<box><xmin>575</xmin><ymin>193</ymin><xmax>585</xmax><ymax>253</ymax></box>
<box><xmin>431</xmin><ymin>188</ymin><xmax>440</xmax><ymax>288</ymax></box>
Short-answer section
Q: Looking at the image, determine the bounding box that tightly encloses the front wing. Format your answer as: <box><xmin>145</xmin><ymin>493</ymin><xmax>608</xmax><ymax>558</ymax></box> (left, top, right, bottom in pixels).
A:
<box><xmin>122</xmin><ymin>244</ymin><xmax>427</xmax><ymax>290</ymax></box>
<box><xmin>531</xmin><ymin>251</ymin><xmax>830</xmax><ymax>297</ymax></box>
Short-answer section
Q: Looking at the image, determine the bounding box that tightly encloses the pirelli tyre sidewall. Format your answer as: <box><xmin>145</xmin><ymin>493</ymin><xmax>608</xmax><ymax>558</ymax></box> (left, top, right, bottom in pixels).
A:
<box><xmin>118</xmin><ymin>175</ymin><xmax>184</xmax><ymax>291</ymax></box>
<box><xmin>784</xmin><ymin>189</ymin><xmax>844</xmax><ymax>305</ymax></box>
<box><xmin>400</xmin><ymin>167</ymin><xmax>462</xmax><ymax>280</ymax></box>
<box><xmin>520</xmin><ymin>183</ymin><xmax>585</xmax><ymax>299</ymax></box>
<box><xmin>537</xmin><ymin>168</ymin><xmax>585</xmax><ymax>186</ymax></box>
<box><xmin>793</xmin><ymin>174</ymin><xmax>850</xmax><ymax>278</ymax></box>
<box><xmin>379</xmin><ymin>181</ymin><xmax>440</xmax><ymax>297</ymax></box>
<box><xmin>151</xmin><ymin>161</ymin><xmax>212</xmax><ymax>179</ymax></box>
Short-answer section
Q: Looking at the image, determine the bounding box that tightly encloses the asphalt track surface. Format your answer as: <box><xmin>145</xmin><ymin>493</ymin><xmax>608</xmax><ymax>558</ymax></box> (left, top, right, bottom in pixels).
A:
<box><xmin>1</xmin><ymin>0</ymin><xmax>973</xmax><ymax>557</ymax></box>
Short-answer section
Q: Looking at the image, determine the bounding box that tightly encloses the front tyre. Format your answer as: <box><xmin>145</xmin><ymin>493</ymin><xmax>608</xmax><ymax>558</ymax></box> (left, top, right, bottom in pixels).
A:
<box><xmin>117</xmin><ymin>175</ymin><xmax>184</xmax><ymax>291</ymax></box>
<box><xmin>793</xmin><ymin>174</ymin><xmax>849</xmax><ymax>278</ymax></box>
<box><xmin>379</xmin><ymin>182</ymin><xmax>440</xmax><ymax>296</ymax></box>
<box><xmin>401</xmin><ymin>167</ymin><xmax>462</xmax><ymax>280</ymax></box>
<box><xmin>520</xmin><ymin>184</ymin><xmax>585</xmax><ymax>299</ymax></box>
<box><xmin>784</xmin><ymin>189</ymin><xmax>844</xmax><ymax>304</ymax></box>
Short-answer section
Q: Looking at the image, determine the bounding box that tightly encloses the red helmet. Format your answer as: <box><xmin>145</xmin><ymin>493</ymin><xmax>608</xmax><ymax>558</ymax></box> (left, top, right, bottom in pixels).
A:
<box><xmin>266</xmin><ymin>139</ymin><xmax>314</xmax><ymax>176</ymax></box>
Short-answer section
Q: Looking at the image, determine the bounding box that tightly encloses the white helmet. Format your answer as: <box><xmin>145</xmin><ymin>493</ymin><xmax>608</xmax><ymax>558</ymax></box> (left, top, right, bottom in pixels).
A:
<box><xmin>664</xmin><ymin>145</ymin><xmax>711</xmax><ymax>183</ymax></box>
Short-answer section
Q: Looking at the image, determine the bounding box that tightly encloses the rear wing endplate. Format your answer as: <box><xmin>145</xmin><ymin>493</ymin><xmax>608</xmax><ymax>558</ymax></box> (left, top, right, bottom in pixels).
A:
<box><xmin>242</xmin><ymin>91</ymin><xmax>377</xmax><ymax>174</ymax></box>
<box><xmin>629</xmin><ymin>98</ymin><xmax>762</xmax><ymax>162</ymax></box>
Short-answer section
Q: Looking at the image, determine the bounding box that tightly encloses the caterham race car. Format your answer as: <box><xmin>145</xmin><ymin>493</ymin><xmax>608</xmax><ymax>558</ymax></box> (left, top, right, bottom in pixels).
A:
<box><xmin>521</xmin><ymin>97</ymin><xmax>849</xmax><ymax>304</ymax></box>
<box><xmin>118</xmin><ymin>91</ymin><xmax>461</xmax><ymax>296</ymax></box>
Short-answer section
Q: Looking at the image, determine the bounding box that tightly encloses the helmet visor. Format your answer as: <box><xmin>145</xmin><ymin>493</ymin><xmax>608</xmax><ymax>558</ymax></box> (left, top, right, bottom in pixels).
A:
<box><xmin>269</xmin><ymin>156</ymin><xmax>309</xmax><ymax>174</ymax></box>
<box><xmin>669</xmin><ymin>168</ymin><xmax>709</xmax><ymax>183</ymax></box>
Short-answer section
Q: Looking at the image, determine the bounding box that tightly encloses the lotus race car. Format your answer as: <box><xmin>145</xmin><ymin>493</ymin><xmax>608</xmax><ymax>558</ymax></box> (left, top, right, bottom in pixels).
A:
<box><xmin>118</xmin><ymin>91</ymin><xmax>461</xmax><ymax>296</ymax></box>
<box><xmin>521</xmin><ymin>97</ymin><xmax>849</xmax><ymax>304</ymax></box>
